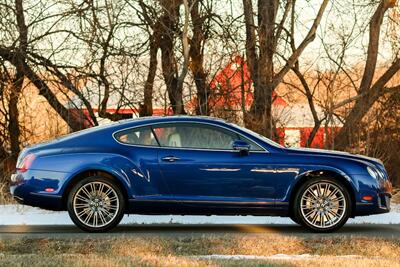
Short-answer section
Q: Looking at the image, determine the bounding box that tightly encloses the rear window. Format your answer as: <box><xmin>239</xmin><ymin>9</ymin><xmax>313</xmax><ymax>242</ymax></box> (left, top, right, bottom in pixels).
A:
<box><xmin>114</xmin><ymin>126</ymin><xmax>158</xmax><ymax>146</ymax></box>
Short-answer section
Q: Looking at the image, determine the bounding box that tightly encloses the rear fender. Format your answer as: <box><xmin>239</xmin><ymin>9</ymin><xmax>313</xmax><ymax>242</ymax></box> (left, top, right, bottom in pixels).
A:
<box><xmin>46</xmin><ymin>153</ymin><xmax>138</xmax><ymax>197</ymax></box>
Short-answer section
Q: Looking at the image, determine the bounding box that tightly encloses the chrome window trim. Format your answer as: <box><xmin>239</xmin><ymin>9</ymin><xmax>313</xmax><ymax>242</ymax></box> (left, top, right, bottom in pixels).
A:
<box><xmin>112</xmin><ymin>120</ymin><xmax>269</xmax><ymax>153</ymax></box>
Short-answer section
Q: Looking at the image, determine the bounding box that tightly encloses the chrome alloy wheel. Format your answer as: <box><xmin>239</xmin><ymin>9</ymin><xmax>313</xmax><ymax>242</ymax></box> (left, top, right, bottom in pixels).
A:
<box><xmin>73</xmin><ymin>182</ymin><xmax>120</xmax><ymax>228</ymax></box>
<box><xmin>300</xmin><ymin>182</ymin><xmax>346</xmax><ymax>229</ymax></box>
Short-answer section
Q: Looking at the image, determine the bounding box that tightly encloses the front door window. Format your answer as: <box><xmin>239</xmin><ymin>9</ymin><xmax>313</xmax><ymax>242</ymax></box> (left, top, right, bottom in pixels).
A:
<box><xmin>153</xmin><ymin>123</ymin><xmax>263</xmax><ymax>151</ymax></box>
<box><xmin>153</xmin><ymin>123</ymin><xmax>236</xmax><ymax>150</ymax></box>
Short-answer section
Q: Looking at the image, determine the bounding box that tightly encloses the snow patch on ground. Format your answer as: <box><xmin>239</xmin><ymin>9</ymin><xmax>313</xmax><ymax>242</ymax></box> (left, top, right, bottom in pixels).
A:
<box><xmin>192</xmin><ymin>254</ymin><xmax>369</xmax><ymax>261</ymax></box>
<box><xmin>0</xmin><ymin>204</ymin><xmax>399</xmax><ymax>225</ymax></box>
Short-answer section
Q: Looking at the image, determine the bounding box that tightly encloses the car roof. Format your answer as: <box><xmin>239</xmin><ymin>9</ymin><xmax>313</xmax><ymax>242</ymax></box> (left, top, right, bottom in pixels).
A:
<box><xmin>110</xmin><ymin>116</ymin><xmax>227</xmax><ymax>130</ymax></box>
<box><xmin>117</xmin><ymin>115</ymin><xmax>225</xmax><ymax>125</ymax></box>
<box><xmin>55</xmin><ymin>116</ymin><xmax>227</xmax><ymax>142</ymax></box>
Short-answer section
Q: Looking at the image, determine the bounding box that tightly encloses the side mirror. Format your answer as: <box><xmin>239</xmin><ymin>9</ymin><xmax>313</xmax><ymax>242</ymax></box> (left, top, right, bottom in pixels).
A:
<box><xmin>232</xmin><ymin>140</ymin><xmax>251</xmax><ymax>156</ymax></box>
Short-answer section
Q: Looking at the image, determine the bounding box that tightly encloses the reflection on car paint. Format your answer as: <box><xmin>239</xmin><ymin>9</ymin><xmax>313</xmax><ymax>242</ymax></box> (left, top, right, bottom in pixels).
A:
<box><xmin>250</xmin><ymin>167</ymin><xmax>301</xmax><ymax>174</ymax></box>
<box><xmin>200</xmin><ymin>168</ymin><xmax>241</xmax><ymax>172</ymax></box>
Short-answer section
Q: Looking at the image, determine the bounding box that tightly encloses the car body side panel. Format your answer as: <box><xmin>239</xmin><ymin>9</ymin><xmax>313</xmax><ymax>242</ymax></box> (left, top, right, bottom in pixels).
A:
<box><xmin>29</xmin><ymin>151</ymin><xmax>168</xmax><ymax>199</ymax></box>
<box><xmin>157</xmin><ymin>149</ymin><xmax>278</xmax><ymax>200</ymax></box>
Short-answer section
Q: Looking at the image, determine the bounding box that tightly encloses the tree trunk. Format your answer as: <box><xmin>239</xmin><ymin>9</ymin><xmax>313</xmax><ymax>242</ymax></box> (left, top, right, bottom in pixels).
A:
<box><xmin>159</xmin><ymin>0</ymin><xmax>186</xmax><ymax>115</ymax></box>
<box><xmin>245</xmin><ymin>0</ymin><xmax>277</xmax><ymax>138</ymax></box>
<box><xmin>140</xmin><ymin>36</ymin><xmax>159</xmax><ymax>117</ymax></box>
<box><xmin>243</xmin><ymin>0</ymin><xmax>327</xmax><ymax>139</ymax></box>
<box><xmin>137</xmin><ymin>2</ymin><xmax>163</xmax><ymax>117</ymax></box>
<box><xmin>8</xmin><ymin>72</ymin><xmax>22</xmax><ymax>161</ymax></box>
<box><xmin>6</xmin><ymin>0</ymin><xmax>28</xmax><ymax>160</ymax></box>
<box><xmin>189</xmin><ymin>0</ymin><xmax>209</xmax><ymax>115</ymax></box>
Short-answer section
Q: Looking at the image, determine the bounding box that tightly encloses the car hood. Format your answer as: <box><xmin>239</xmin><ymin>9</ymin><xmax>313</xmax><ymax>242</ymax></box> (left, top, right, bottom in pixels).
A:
<box><xmin>284</xmin><ymin>147</ymin><xmax>383</xmax><ymax>167</ymax></box>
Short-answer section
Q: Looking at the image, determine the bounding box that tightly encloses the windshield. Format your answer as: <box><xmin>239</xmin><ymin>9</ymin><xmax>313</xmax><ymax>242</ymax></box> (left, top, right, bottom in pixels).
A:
<box><xmin>229</xmin><ymin>123</ymin><xmax>284</xmax><ymax>149</ymax></box>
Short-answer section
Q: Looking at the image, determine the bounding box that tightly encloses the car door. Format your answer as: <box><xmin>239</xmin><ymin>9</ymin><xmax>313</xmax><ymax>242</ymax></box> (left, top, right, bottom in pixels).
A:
<box><xmin>152</xmin><ymin>122</ymin><xmax>280</xmax><ymax>204</ymax></box>
<box><xmin>114</xmin><ymin>126</ymin><xmax>170</xmax><ymax>197</ymax></box>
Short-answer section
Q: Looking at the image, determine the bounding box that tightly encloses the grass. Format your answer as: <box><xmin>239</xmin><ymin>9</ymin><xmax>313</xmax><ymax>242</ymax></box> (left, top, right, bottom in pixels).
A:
<box><xmin>0</xmin><ymin>183</ymin><xmax>13</xmax><ymax>205</ymax></box>
<box><xmin>0</xmin><ymin>235</ymin><xmax>399</xmax><ymax>266</ymax></box>
<box><xmin>0</xmin><ymin>170</ymin><xmax>14</xmax><ymax>205</ymax></box>
<box><xmin>392</xmin><ymin>188</ymin><xmax>400</xmax><ymax>204</ymax></box>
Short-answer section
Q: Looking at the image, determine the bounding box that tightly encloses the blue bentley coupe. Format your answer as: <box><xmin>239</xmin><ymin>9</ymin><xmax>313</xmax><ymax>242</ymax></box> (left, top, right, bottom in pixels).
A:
<box><xmin>10</xmin><ymin>116</ymin><xmax>392</xmax><ymax>232</ymax></box>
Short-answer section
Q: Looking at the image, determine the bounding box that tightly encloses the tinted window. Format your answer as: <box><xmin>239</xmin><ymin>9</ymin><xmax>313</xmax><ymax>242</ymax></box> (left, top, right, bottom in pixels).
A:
<box><xmin>238</xmin><ymin>136</ymin><xmax>264</xmax><ymax>151</ymax></box>
<box><xmin>230</xmin><ymin>123</ymin><xmax>283</xmax><ymax>148</ymax></box>
<box><xmin>153</xmin><ymin>123</ymin><xmax>236</xmax><ymax>150</ymax></box>
<box><xmin>114</xmin><ymin>126</ymin><xmax>158</xmax><ymax>146</ymax></box>
<box><xmin>152</xmin><ymin>123</ymin><xmax>263</xmax><ymax>151</ymax></box>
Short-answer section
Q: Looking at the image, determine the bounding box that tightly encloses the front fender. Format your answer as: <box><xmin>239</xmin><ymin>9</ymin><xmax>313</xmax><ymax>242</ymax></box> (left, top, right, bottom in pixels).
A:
<box><xmin>282</xmin><ymin>165</ymin><xmax>359</xmax><ymax>203</ymax></box>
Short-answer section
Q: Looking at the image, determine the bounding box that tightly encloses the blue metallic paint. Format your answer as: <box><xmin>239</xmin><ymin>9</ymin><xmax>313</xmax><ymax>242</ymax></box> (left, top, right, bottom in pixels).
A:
<box><xmin>10</xmin><ymin>116</ymin><xmax>391</xmax><ymax>217</ymax></box>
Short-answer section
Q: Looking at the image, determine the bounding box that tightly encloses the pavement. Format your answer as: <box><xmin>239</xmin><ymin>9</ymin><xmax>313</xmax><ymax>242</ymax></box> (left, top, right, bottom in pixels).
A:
<box><xmin>0</xmin><ymin>224</ymin><xmax>399</xmax><ymax>239</ymax></box>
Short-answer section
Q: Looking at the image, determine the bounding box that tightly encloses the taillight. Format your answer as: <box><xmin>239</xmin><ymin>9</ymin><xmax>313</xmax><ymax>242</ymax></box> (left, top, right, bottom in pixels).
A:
<box><xmin>16</xmin><ymin>154</ymin><xmax>36</xmax><ymax>173</ymax></box>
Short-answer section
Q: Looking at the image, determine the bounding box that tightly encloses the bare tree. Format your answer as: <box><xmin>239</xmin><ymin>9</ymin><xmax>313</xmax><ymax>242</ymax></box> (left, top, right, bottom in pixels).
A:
<box><xmin>242</xmin><ymin>0</ymin><xmax>329</xmax><ymax>138</ymax></box>
<box><xmin>334</xmin><ymin>0</ymin><xmax>400</xmax><ymax>150</ymax></box>
<box><xmin>189</xmin><ymin>0</ymin><xmax>214</xmax><ymax>115</ymax></box>
<box><xmin>157</xmin><ymin>0</ymin><xmax>187</xmax><ymax>114</ymax></box>
<box><xmin>135</xmin><ymin>0</ymin><xmax>163</xmax><ymax>117</ymax></box>
<box><xmin>0</xmin><ymin>0</ymin><xmax>92</xmax><ymax>131</ymax></box>
<box><xmin>68</xmin><ymin>0</ymin><xmax>143</xmax><ymax>122</ymax></box>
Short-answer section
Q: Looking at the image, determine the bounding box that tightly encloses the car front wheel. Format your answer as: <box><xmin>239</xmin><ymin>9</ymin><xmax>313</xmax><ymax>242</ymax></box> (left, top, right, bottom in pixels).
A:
<box><xmin>293</xmin><ymin>178</ymin><xmax>351</xmax><ymax>232</ymax></box>
<box><xmin>67</xmin><ymin>176</ymin><xmax>125</xmax><ymax>232</ymax></box>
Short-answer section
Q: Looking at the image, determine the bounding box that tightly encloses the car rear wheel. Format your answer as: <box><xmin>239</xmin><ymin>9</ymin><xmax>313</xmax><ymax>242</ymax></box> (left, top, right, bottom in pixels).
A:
<box><xmin>67</xmin><ymin>176</ymin><xmax>125</xmax><ymax>232</ymax></box>
<box><xmin>293</xmin><ymin>178</ymin><xmax>351</xmax><ymax>232</ymax></box>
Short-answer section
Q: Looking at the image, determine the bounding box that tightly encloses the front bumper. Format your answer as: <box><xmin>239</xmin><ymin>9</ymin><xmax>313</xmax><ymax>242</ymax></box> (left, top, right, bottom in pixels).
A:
<box><xmin>354</xmin><ymin>175</ymin><xmax>392</xmax><ymax>216</ymax></box>
<box><xmin>355</xmin><ymin>192</ymin><xmax>391</xmax><ymax>216</ymax></box>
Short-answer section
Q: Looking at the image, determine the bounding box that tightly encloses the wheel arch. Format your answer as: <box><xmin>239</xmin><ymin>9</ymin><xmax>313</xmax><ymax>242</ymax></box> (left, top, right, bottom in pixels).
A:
<box><xmin>288</xmin><ymin>169</ymin><xmax>357</xmax><ymax>218</ymax></box>
<box><xmin>61</xmin><ymin>169</ymin><xmax>130</xmax><ymax>209</ymax></box>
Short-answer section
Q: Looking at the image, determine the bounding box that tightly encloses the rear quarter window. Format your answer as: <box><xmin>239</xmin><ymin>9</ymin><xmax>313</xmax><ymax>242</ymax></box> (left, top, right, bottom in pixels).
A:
<box><xmin>114</xmin><ymin>126</ymin><xmax>158</xmax><ymax>146</ymax></box>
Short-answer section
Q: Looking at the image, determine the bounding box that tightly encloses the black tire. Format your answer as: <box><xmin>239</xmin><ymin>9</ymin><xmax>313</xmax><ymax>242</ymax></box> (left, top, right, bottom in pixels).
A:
<box><xmin>293</xmin><ymin>177</ymin><xmax>351</xmax><ymax>233</ymax></box>
<box><xmin>67</xmin><ymin>176</ymin><xmax>125</xmax><ymax>232</ymax></box>
<box><xmin>289</xmin><ymin>213</ymin><xmax>302</xmax><ymax>225</ymax></box>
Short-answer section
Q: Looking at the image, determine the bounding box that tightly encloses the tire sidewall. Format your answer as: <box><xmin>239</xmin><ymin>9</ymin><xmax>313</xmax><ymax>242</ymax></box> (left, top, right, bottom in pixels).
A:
<box><xmin>293</xmin><ymin>178</ymin><xmax>351</xmax><ymax>233</ymax></box>
<box><xmin>67</xmin><ymin>176</ymin><xmax>125</xmax><ymax>232</ymax></box>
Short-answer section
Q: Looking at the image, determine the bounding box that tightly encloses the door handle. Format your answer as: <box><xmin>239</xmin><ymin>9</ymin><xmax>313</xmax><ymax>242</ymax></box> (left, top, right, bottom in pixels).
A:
<box><xmin>161</xmin><ymin>156</ymin><xmax>180</xmax><ymax>162</ymax></box>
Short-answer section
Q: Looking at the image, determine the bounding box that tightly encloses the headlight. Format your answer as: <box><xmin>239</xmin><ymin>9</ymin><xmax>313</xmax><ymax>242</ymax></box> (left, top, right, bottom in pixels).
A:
<box><xmin>376</xmin><ymin>168</ymin><xmax>386</xmax><ymax>179</ymax></box>
<box><xmin>367</xmin><ymin>166</ymin><xmax>378</xmax><ymax>179</ymax></box>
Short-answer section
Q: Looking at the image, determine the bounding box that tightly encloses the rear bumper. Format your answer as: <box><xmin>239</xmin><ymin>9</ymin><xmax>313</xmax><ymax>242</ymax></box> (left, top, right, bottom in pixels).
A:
<box><xmin>10</xmin><ymin>183</ymin><xmax>64</xmax><ymax>211</ymax></box>
<box><xmin>10</xmin><ymin>171</ymin><xmax>66</xmax><ymax>211</ymax></box>
<box><xmin>11</xmin><ymin>187</ymin><xmax>64</xmax><ymax>210</ymax></box>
